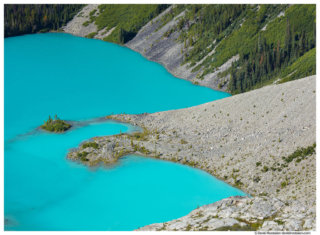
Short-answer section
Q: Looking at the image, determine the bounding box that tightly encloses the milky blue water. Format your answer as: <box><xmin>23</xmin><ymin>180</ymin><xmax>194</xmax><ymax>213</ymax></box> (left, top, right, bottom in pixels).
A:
<box><xmin>4</xmin><ymin>33</ymin><xmax>244</xmax><ymax>231</ymax></box>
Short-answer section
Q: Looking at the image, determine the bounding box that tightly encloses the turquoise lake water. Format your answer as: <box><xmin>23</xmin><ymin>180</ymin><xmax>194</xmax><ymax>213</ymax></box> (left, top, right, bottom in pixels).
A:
<box><xmin>4</xmin><ymin>33</ymin><xmax>245</xmax><ymax>231</ymax></box>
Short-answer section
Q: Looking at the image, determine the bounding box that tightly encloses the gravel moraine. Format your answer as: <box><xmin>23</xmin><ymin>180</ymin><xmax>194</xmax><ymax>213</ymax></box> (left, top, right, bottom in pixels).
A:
<box><xmin>67</xmin><ymin>75</ymin><xmax>316</xmax><ymax>231</ymax></box>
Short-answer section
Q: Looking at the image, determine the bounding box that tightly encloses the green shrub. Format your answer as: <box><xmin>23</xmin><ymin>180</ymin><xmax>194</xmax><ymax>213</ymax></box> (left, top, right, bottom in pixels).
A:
<box><xmin>281</xmin><ymin>181</ymin><xmax>287</xmax><ymax>188</ymax></box>
<box><xmin>181</xmin><ymin>139</ymin><xmax>188</xmax><ymax>144</ymax></box>
<box><xmin>82</xmin><ymin>142</ymin><xmax>99</xmax><ymax>149</ymax></box>
<box><xmin>82</xmin><ymin>21</ymin><xmax>90</xmax><ymax>26</ymax></box>
<box><xmin>262</xmin><ymin>166</ymin><xmax>269</xmax><ymax>172</ymax></box>
<box><xmin>283</xmin><ymin>145</ymin><xmax>316</xmax><ymax>163</ymax></box>
<box><xmin>77</xmin><ymin>151</ymin><xmax>89</xmax><ymax>161</ymax></box>
<box><xmin>89</xmin><ymin>9</ymin><xmax>97</xmax><ymax>16</ymax></box>
<box><xmin>85</xmin><ymin>32</ymin><xmax>98</xmax><ymax>38</ymax></box>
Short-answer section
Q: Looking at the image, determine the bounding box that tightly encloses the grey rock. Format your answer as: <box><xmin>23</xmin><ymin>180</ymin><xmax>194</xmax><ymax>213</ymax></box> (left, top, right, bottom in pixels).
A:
<box><xmin>284</xmin><ymin>219</ymin><xmax>302</xmax><ymax>231</ymax></box>
<box><xmin>202</xmin><ymin>218</ymin><xmax>239</xmax><ymax>230</ymax></box>
<box><xmin>303</xmin><ymin>218</ymin><xmax>314</xmax><ymax>229</ymax></box>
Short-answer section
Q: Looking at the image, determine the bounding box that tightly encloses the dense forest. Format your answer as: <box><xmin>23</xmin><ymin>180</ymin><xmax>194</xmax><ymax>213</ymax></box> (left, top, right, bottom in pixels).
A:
<box><xmin>4</xmin><ymin>4</ymin><xmax>84</xmax><ymax>37</ymax></box>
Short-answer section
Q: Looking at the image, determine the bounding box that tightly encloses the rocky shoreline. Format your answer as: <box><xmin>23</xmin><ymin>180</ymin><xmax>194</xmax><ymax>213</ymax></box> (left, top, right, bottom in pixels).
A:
<box><xmin>62</xmin><ymin>5</ymin><xmax>316</xmax><ymax>232</ymax></box>
<box><xmin>136</xmin><ymin>196</ymin><xmax>316</xmax><ymax>231</ymax></box>
<box><xmin>66</xmin><ymin>75</ymin><xmax>316</xmax><ymax>231</ymax></box>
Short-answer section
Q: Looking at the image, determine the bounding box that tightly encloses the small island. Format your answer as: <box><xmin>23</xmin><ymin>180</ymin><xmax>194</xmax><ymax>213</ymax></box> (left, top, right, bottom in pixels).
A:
<box><xmin>40</xmin><ymin>115</ymin><xmax>71</xmax><ymax>132</ymax></box>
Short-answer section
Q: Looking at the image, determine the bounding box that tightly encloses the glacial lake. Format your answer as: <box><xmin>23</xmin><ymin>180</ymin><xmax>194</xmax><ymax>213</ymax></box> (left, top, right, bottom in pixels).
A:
<box><xmin>4</xmin><ymin>33</ymin><xmax>245</xmax><ymax>231</ymax></box>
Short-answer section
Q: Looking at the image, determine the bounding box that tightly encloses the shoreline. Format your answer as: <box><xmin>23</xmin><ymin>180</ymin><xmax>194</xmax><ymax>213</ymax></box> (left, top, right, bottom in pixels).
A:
<box><xmin>65</xmin><ymin>76</ymin><xmax>316</xmax><ymax>231</ymax></box>
<box><xmin>67</xmin><ymin>76</ymin><xmax>316</xmax><ymax>202</ymax></box>
<box><xmin>52</xmin><ymin>30</ymin><xmax>231</xmax><ymax>94</ymax></box>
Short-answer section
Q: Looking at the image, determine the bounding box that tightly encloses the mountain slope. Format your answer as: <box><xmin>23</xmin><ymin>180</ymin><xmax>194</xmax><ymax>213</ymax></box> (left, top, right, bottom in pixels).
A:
<box><xmin>62</xmin><ymin>4</ymin><xmax>316</xmax><ymax>93</ymax></box>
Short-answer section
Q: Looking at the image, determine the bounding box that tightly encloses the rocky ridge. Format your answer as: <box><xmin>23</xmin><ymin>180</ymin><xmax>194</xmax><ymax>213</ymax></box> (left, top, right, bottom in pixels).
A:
<box><xmin>67</xmin><ymin>76</ymin><xmax>316</xmax><ymax>231</ymax></box>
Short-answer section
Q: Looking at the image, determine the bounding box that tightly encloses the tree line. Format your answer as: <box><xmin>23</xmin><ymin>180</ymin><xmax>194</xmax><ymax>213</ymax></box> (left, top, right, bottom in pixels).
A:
<box><xmin>4</xmin><ymin>4</ymin><xmax>84</xmax><ymax>37</ymax></box>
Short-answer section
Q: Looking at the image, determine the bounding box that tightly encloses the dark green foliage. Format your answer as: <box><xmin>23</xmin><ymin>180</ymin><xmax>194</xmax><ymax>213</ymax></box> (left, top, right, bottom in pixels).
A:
<box><xmin>82</xmin><ymin>142</ymin><xmax>99</xmax><ymax>149</ymax></box>
<box><xmin>166</xmin><ymin>4</ymin><xmax>315</xmax><ymax>94</ymax></box>
<box><xmin>225</xmin><ymin>5</ymin><xmax>316</xmax><ymax>94</ymax></box>
<box><xmin>85</xmin><ymin>32</ymin><xmax>97</xmax><ymax>38</ymax></box>
<box><xmin>4</xmin><ymin>4</ymin><xmax>85</xmax><ymax>37</ymax></box>
<box><xmin>253</xmin><ymin>177</ymin><xmax>261</xmax><ymax>182</ymax></box>
<box><xmin>262</xmin><ymin>166</ymin><xmax>269</xmax><ymax>172</ymax></box>
<box><xmin>128</xmin><ymin>4</ymin><xmax>315</xmax><ymax>93</ymax></box>
<box><xmin>82</xmin><ymin>21</ymin><xmax>90</xmax><ymax>27</ymax></box>
<box><xmin>178</xmin><ymin>4</ymin><xmax>245</xmax><ymax>67</ymax></box>
<box><xmin>282</xmin><ymin>144</ymin><xmax>316</xmax><ymax>163</ymax></box>
<box><xmin>41</xmin><ymin>115</ymin><xmax>71</xmax><ymax>132</ymax></box>
<box><xmin>280</xmin><ymin>48</ymin><xmax>316</xmax><ymax>82</ymax></box>
<box><xmin>93</xmin><ymin>4</ymin><xmax>170</xmax><ymax>44</ymax></box>
<box><xmin>77</xmin><ymin>151</ymin><xmax>89</xmax><ymax>161</ymax></box>
<box><xmin>256</xmin><ymin>162</ymin><xmax>261</xmax><ymax>167</ymax></box>
<box><xmin>89</xmin><ymin>9</ymin><xmax>97</xmax><ymax>16</ymax></box>
<box><xmin>281</xmin><ymin>181</ymin><xmax>287</xmax><ymax>188</ymax></box>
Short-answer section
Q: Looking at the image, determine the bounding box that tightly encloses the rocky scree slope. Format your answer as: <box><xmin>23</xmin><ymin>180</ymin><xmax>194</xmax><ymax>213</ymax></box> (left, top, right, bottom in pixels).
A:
<box><xmin>67</xmin><ymin>76</ymin><xmax>316</xmax><ymax>231</ymax></box>
<box><xmin>63</xmin><ymin>5</ymin><xmax>105</xmax><ymax>39</ymax></box>
<box><xmin>136</xmin><ymin>196</ymin><xmax>315</xmax><ymax>231</ymax></box>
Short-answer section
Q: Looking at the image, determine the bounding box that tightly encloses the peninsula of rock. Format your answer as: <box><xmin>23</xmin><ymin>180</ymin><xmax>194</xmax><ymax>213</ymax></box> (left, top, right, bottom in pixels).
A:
<box><xmin>67</xmin><ymin>75</ymin><xmax>316</xmax><ymax>231</ymax></box>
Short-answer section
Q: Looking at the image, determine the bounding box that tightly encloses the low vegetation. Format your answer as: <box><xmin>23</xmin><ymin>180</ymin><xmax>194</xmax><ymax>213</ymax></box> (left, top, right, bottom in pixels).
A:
<box><xmin>282</xmin><ymin>143</ymin><xmax>316</xmax><ymax>163</ymax></box>
<box><xmin>82</xmin><ymin>142</ymin><xmax>99</xmax><ymax>149</ymax></box>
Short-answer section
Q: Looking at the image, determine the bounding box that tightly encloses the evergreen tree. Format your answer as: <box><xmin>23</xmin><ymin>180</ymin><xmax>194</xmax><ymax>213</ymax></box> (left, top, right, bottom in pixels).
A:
<box><xmin>285</xmin><ymin>18</ymin><xmax>291</xmax><ymax>58</ymax></box>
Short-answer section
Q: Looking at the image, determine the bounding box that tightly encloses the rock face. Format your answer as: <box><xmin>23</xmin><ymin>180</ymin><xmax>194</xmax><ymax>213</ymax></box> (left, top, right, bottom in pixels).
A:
<box><xmin>67</xmin><ymin>76</ymin><xmax>316</xmax><ymax>231</ymax></box>
<box><xmin>135</xmin><ymin>196</ymin><xmax>316</xmax><ymax>231</ymax></box>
